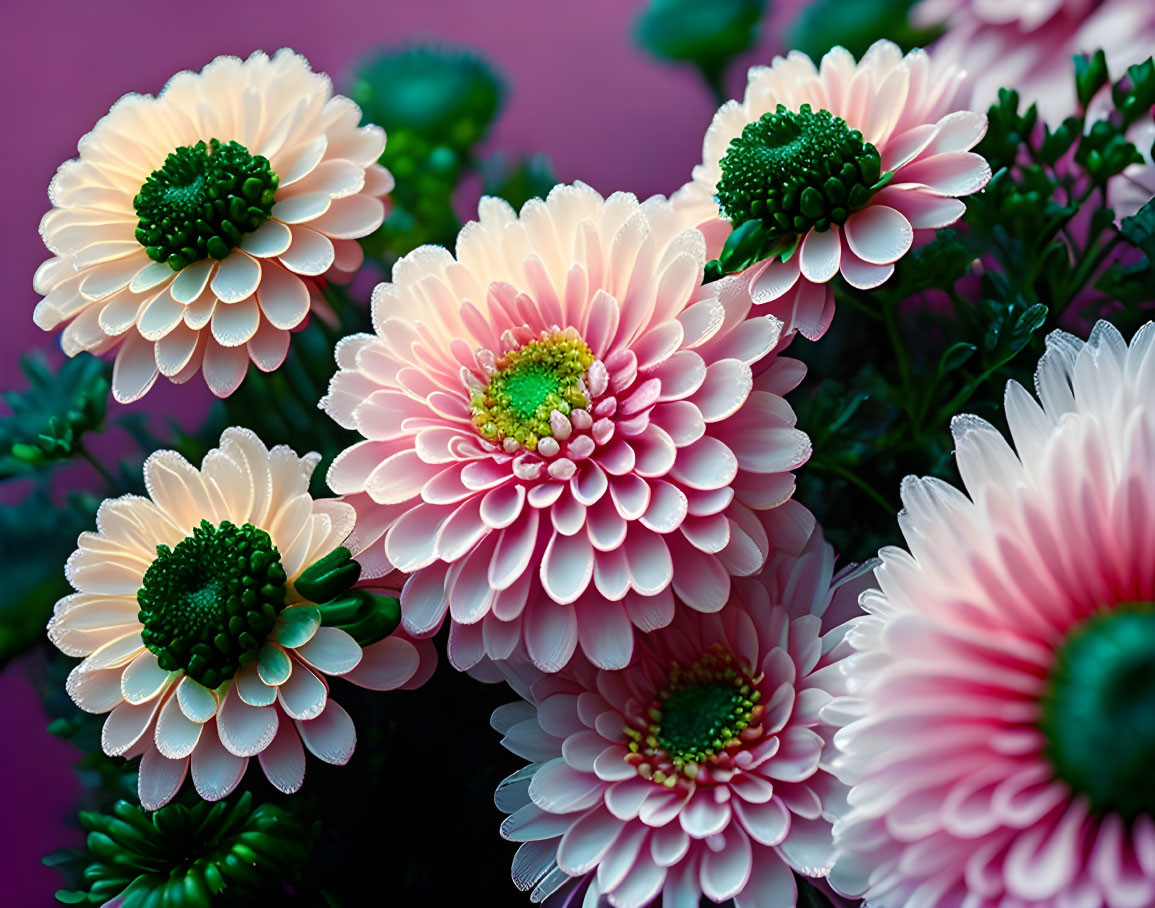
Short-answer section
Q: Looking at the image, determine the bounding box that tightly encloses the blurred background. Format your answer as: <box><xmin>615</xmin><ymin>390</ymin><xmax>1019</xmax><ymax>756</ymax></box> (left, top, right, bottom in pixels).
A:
<box><xmin>0</xmin><ymin>0</ymin><xmax>941</xmax><ymax>903</ymax></box>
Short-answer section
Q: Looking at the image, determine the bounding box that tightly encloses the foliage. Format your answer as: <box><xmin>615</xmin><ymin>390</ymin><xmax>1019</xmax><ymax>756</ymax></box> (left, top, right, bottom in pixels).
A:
<box><xmin>48</xmin><ymin>792</ymin><xmax>315</xmax><ymax>907</ymax></box>
<box><xmin>0</xmin><ymin>486</ymin><xmax>94</xmax><ymax>668</ymax></box>
<box><xmin>351</xmin><ymin>45</ymin><xmax>506</xmax><ymax>258</ymax></box>
<box><xmin>1</xmin><ymin>352</ymin><xmax>109</xmax><ymax>478</ymax></box>
<box><xmin>634</xmin><ymin>0</ymin><xmax>768</xmax><ymax>101</ymax></box>
<box><xmin>794</xmin><ymin>54</ymin><xmax>1155</xmax><ymax>561</ymax></box>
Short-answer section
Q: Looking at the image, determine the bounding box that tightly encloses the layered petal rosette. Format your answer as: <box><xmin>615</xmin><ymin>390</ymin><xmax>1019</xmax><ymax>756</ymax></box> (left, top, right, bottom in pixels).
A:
<box><xmin>830</xmin><ymin>322</ymin><xmax>1155</xmax><ymax>906</ymax></box>
<box><xmin>492</xmin><ymin>526</ymin><xmax>873</xmax><ymax>907</ymax></box>
<box><xmin>34</xmin><ymin>48</ymin><xmax>393</xmax><ymax>402</ymax></box>
<box><xmin>48</xmin><ymin>428</ymin><xmax>434</xmax><ymax>810</ymax></box>
<box><xmin>915</xmin><ymin>0</ymin><xmax>1155</xmax><ymax>124</ymax></box>
<box><xmin>322</xmin><ymin>182</ymin><xmax>813</xmax><ymax>673</ymax></box>
<box><xmin>673</xmin><ymin>40</ymin><xmax>990</xmax><ymax>342</ymax></box>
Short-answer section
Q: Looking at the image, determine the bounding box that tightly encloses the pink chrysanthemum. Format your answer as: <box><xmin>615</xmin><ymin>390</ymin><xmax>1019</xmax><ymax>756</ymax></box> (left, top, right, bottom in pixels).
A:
<box><xmin>491</xmin><ymin>526</ymin><xmax>873</xmax><ymax>907</ymax></box>
<box><xmin>48</xmin><ymin>428</ymin><xmax>434</xmax><ymax>810</ymax></box>
<box><xmin>672</xmin><ymin>40</ymin><xmax>990</xmax><ymax>343</ymax></box>
<box><xmin>34</xmin><ymin>49</ymin><xmax>393</xmax><ymax>402</ymax></box>
<box><xmin>322</xmin><ymin>182</ymin><xmax>813</xmax><ymax>673</ymax></box>
<box><xmin>830</xmin><ymin>321</ymin><xmax>1155</xmax><ymax>906</ymax></box>
<box><xmin>915</xmin><ymin>0</ymin><xmax>1155</xmax><ymax>125</ymax></box>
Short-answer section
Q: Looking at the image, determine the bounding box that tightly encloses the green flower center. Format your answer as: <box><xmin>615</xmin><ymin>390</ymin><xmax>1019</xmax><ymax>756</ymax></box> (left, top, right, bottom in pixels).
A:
<box><xmin>134</xmin><ymin>139</ymin><xmax>279</xmax><ymax>271</ymax></box>
<box><xmin>138</xmin><ymin>520</ymin><xmax>287</xmax><ymax>689</ymax></box>
<box><xmin>715</xmin><ymin>103</ymin><xmax>885</xmax><ymax>243</ymax></box>
<box><xmin>470</xmin><ymin>330</ymin><xmax>595</xmax><ymax>452</ymax></box>
<box><xmin>1040</xmin><ymin>602</ymin><xmax>1155</xmax><ymax>819</ymax></box>
<box><xmin>626</xmin><ymin>646</ymin><xmax>763</xmax><ymax>786</ymax></box>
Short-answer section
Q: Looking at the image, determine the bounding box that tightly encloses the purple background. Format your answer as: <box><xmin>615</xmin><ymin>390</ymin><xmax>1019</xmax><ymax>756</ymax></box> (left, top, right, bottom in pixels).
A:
<box><xmin>0</xmin><ymin>1</ymin><xmax>805</xmax><ymax>903</ymax></box>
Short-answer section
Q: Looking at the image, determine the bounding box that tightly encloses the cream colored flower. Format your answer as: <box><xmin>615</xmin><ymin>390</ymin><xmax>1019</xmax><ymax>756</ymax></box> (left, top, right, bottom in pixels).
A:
<box><xmin>34</xmin><ymin>49</ymin><xmax>393</xmax><ymax>402</ymax></box>
<box><xmin>48</xmin><ymin>428</ymin><xmax>433</xmax><ymax>809</ymax></box>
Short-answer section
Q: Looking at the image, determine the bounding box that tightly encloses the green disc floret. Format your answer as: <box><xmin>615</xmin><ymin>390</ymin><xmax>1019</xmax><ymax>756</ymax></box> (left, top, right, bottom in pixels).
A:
<box><xmin>133</xmin><ymin>139</ymin><xmax>279</xmax><ymax>271</ymax></box>
<box><xmin>716</xmin><ymin>103</ymin><xmax>887</xmax><ymax>243</ymax></box>
<box><xmin>656</xmin><ymin>681</ymin><xmax>756</xmax><ymax>763</ymax></box>
<box><xmin>628</xmin><ymin>646</ymin><xmax>764</xmax><ymax>781</ymax></box>
<box><xmin>470</xmin><ymin>331</ymin><xmax>594</xmax><ymax>451</ymax></box>
<box><xmin>1040</xmin><ymin>602</ymin><xmax>1155</xmax><ymax>819</ymax></box>
<box><xmin>137</xmin><ymin>520</ymin><xmax>287</xmax><ymax>689</ymax></box>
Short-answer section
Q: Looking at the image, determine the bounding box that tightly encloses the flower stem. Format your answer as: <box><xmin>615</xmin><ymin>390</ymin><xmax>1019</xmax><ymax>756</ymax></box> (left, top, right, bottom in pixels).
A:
<box><xmin>77</xmin><ymin>440</ymin><xmax>117</xmax><ymax>491</ymax></box>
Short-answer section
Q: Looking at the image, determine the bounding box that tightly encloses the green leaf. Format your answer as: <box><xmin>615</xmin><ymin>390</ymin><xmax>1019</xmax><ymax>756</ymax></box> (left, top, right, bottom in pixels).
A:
<box><xmin>1038</xmin><ymin>116</ymin><xmax>1082</xmax><ymax>165</ymax></box>
<box><xmin>0</xmin><ymin>352</ymin><xmax>109</xmax><ymax>478</ymax></box>
<box><xmin>1011</xmin><ymin>303</ymin><xmax>1049</xmax><ymax>346</ymax></box>
<box><xmin>938</xmin><ymin>342</ymin><xmax>977</xmax><ymax>376</ymax></box>
<box><xmin>1074</xmin><ymin>49</ymin><xmax>1109</xmax><ymax>109</ymax></box>
<box><xmin>0</xmin><ymin>485</ymin><xmax>94</xmax><ymax>667</ymax></box>
<box><xmin>1120</xmin><ymin>198</ymin><xmax>1155</xmax><ymax>259</ymax></box>
<box><xmin>1113</xmin><ymin>57</ymin><xmax>1155</xmax><ymax>125</ymax></box>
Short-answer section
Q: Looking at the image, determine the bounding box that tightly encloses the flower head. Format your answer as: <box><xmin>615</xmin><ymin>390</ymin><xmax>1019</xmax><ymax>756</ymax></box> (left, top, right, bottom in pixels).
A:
<box><xmin>56</xmin><ymin>792</ymin><xmax>311</xmax><ymax>907</ymax></box>
<box><xmin>492</xmin><ymin>526</ymin><xmax>873</xmax><ymax>906</ymax></box>
<box><xmin>914</xmin><ymin>0</ymin><xmax>1155</xmax><ymax>125</ymax></box>
<box><xmin>673</xmin><ymin>39</ymin><xmax>990</xmax><ymax>342</ymax></box>
<box><xmin>322</xmin><ymin>182</ymin><xmax>813</xmax><ymax>673</ymax></box>
<box><xmin>34</xmin><ymin>49</ymin><xmax>393</xmax><ymax>402</ymax></box>
<box><xmin>830</xmin><ymin>321</ymin><xmax>1155</xmax><ymax>905</ymax></box>
<box><xmin>48</xmin><ymin>427</ymin><xmax>434</xmax><ymax>810</ymax></box>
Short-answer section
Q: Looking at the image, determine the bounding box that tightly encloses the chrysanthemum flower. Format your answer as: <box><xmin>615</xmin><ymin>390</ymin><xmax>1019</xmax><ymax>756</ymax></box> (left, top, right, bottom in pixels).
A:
<box><xmin>322</xmin><ymin>182</ymin><xmax>813</xmax><ymax>673</ymax></box>
<box><xmin>492</xmin><ymin>526</ymin><xmax>873</xmax><ymax>906</ymax></box>
<box><xmin>34</xmin><ymin>49</ymin><xmax>393</xmax><ymax>403</ymax></box>
<box><xmin>914</xmin><ymin>0</ymin><xmax>1155</xmax><ymax>124</ymax></box>
<box><xmin>48</xmin><ymin>428</ymin><xmax>434</xmax><ymax>810</ymax></box>
<box><xmin>673</xmin><ymin>40</ymin><xmax>990</xmax><ymax>342</ymax></box>
<box><xmin>829</xmin><ymin>321</ymin><xmax>1155</xmax><ymax>906</ymax></box>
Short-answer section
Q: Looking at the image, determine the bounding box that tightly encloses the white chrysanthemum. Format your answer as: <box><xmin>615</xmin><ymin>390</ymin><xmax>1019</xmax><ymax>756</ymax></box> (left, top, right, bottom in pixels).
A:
<box><xmin>48</xmin><ymin>428</ymin><xmax>433</xmax><ymax>810</ymax></box>
<box><xmin>34</xmin><ymin>49</ymin><xmax>393</xmax><ymax>402</ymax></box>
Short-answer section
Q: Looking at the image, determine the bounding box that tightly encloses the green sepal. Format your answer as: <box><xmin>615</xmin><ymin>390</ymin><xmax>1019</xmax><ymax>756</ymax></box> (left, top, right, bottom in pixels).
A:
<box><xmin>716</xmin><ymin>219</ymin><xmax>770</xmax><ymax>275</ymax></box>
<box><xmin>1039</xmin><ymin>116</ymin><xmax>1082</xmax><ymax>165</ymax></box>
<box><xmin>295</xmin><ymin>546</ymin><xmax>362</xmax><ymax>603</ymax></box>
<box><xmin>1074</xmin><ymin>49</ymin><xmax>1110</xmax><ymax>109</ymax></box>
<box><xmin>317</xmin><ymin>589</ymin><xmax>401</xmax><ymax>647</ymax></box>
<box><xmin>1113</xmin><ymin>57</ymin><xmax>1155</xmax><ymax>126</ymax></box>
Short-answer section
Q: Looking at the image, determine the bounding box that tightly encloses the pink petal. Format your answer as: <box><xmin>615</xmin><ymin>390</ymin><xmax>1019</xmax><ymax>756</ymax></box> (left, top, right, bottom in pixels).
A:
<box><xmin>216</xmin><ymin>686</ymin><xmax>279</xmax><ymax>757</ymax></box>
<box><xmin>576</xmin><ymin>597</ymin><xmax>634</xmax><ymax>669</ymax></box>
<box><xmin>190</xmin><ymin>720</ymin><xmax>248</xmax><ymax>801</ymax></box>
<box><xmin>295</xmin><ymin>699</ymin><xmax>356</xmax><ymax>765</ymax></box>
<box><xmin>137</xmin><ymin>746</ymin><xmax>188</xmax><ymax>810</ymax></box>
<box><xmin>900</xmin><ymin>152</ymin><xmax>992</xmax><ymax>197</ymax></box>
<box><xmin>255</xmin><ymin>263</ymin><xmax>311</xmax><ymax>329</ymax></box>
<box><xmin>210</xmin><ymin>253</ymin><xmax>261</xmax><ymax>304</ymax></box>
<box><xmin>294</xmin><ymin>626</ymin><xmax>363</xmax><ymax>676</ymax></box>
<box><xmin>541</xmin><ymin>531</ymin><xmax>595</xmax><ymax>605</ymax></box>
<box><xmin>843</xmin><ymin>206</ymin><xmax>913</xmax><ymax>265</ymax></box>
<box><xmin>202</xmin><ymin>341</ymin><xmax>249</xmax><ymax>397</ymax></box>
<box><xmin>342</xmin><ymin>636</ymin><xmax>420</xmax><ymax>690</ymax></box>
<box><xmin>258</xmin><ymin>712</ymin><xmax>307</xmax><ymax>793</ymax></box>
<box><xmin>524</xmin><ymin>598</ymin><xmax>579</xmax><ymax>672</ymax></box>
<box><xmin>798</xmin><ymin>227</ymin><xmax>841</xmax><ymax>283</ymax></box>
